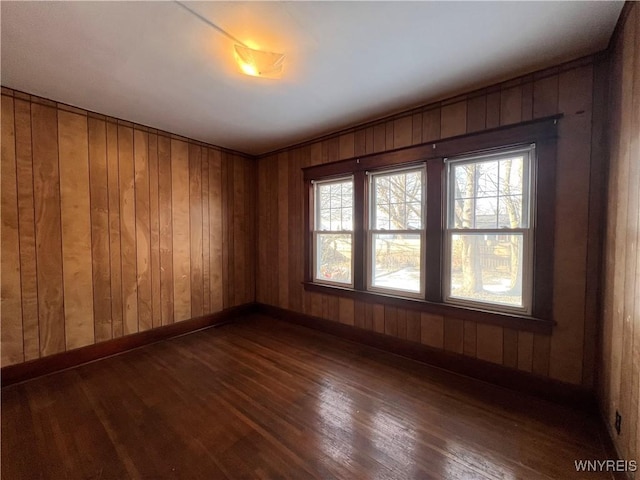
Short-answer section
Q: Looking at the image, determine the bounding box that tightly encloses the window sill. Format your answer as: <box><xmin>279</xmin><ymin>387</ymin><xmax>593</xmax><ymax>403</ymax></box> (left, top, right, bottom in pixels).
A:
<box><xmin>303</xmin><ymin>282</ymin><xmax>554</xmax><ymax>334</ymax></box>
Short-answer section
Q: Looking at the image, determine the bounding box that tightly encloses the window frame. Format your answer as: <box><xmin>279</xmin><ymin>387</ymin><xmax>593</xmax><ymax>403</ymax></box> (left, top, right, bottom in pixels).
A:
<box><xmin>302</xmin><ymin>115</ymin><xmax>560</xmax><ymax>334</ymax></box>
<box><xmin>312</xmin><ymin>176</ymin><xmax>355</xmax><ymax>288</ymax></box>
<box><xmin>367</xmin><ymin>165</ymin><xmax>427</xmax><ymax>298</ymax></box>
<box><xmin>443</xmin><ymin>145</ymin><xmax>536</xmax><ymax>315</ymax></box>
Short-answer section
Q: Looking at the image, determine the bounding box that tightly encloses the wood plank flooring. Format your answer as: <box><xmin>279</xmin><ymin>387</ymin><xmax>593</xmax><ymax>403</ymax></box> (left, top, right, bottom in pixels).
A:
<box><xmin>2</xmin><ymin>315</ymin><xmax>613</xmax><ymax>479</ymax></box>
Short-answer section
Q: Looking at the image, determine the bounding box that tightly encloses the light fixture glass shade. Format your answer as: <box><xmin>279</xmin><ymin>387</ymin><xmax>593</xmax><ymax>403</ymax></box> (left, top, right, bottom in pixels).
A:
<box><xmin>234</xmin><ymin>44</ymin><xmax>285</xmax><ymax>78</ymax></box>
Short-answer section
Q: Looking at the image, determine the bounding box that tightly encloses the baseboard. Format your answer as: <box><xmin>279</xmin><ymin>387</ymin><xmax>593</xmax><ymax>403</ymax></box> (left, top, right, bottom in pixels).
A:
<box><xmin>257</xmin><ymin>303</ymin><xmax>598</xmax><ymax>413</ymax></box>
<box><xmin>1</xmin><ymin>303</ymin><xmax>258</xmax><ymax>387</ymax></box>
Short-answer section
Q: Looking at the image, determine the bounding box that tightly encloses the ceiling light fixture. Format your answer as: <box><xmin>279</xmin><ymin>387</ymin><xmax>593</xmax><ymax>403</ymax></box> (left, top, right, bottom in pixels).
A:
<box><xmin>175</xmin><ymin>1</ymin><xmax>285</xmax><ymax>79</ymax></box>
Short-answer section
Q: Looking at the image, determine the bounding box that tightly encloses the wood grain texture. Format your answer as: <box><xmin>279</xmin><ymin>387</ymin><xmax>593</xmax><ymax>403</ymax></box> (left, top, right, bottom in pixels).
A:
<box><xmin>209</xmin><ymin>149</ymin><xmax>223</xmax><ymax>312</ymax></box>
<box><xmin>1</xmin><ymin>95</ymin><xmax>24</xmax><ymax>365</ymax></box>
<box><xmin>463</xmin><ymin>321</ymin><xmax>477</xmax><ymax>356</ymax></box>
<box><xmin>171</xmin><ymin>139</ymin><xmax>191</xmax><ymax>322</ymax></box>
<box><xmin>189</xmin><ymin>144</ymin><xmax>203</xmax><ymax>317</ymax></box>
<box><xmin>106</xmin><ymin>122</ymin><xmax>123</xmax><ymax>338</ymax></box>
<box><xmin>14</xmin><ymin>98</ymin><xmax>40</xmax><ymax>360</ymax></box>
<box><xmin>549</xmin><ymin>64</ymin><xmax>593</xmax><ymax>385</ymax></box>
<box><xmin>440</xmin><ymin>101</ymin><xmax>467</xmax><ymax>138</ymax></box>
<box><xmin>1</xmin><ymin>315</ymin><xmax>612</xmax><ymax>480</ymax></box>
<box><xmin>134</xmin><ymin>129</ymin><xmax>152</xmax><ymax>332</ymax></box>
<box><xmin>58</xmin><ymin>110</ymin><xmax>95</xmax><ymax>350</ymax></box>
<box><xmin>476</xmin><ymin>324</ymin><xmax>503</xmax><ymax>365</ymax></box>
<box><xmin>278</xmin><ymin>153</ymin><xmax>289</xmax><ymax>309</ymax></box>
<box><xmin>1</xmin><ymin>92</ymin><xmax>255</xmax><ymax>368</ymax></box>
<box><xmin>158</xmin><ymin>135</ymin><xmax>174</xmax><ymax>325</ymax></box>
<box><xmin>31</xmin><ymin>103</ymin><xmax>66</xmax><ymax>358</ymax></box>
<box><xmin>118</xmin><ymin>125</ymin><xmax>138</xmax><ymax>335</ymax></box>
<box><xmin>421</xmin><ymin>313</ymin><xmax>444</xmax><ymax>349</ymax></box>
<box><xmin>148</xmin><ymin>133</ymin><xmax>161</xmax><ymax>328</ymax></box>
<box><xmin>201</xmin><ymin>147</ymin><xmax>210</xmax><ymax>314</ymax></box>
<box><xmin>600</xmin><ymin>2</ymin><xmax>640</xmax><ymax>468</ymax></box>
<box><xmin>444</xmin><ymin>317</ymin><xmax>464</xmax><ymax>354</ymax></box>
<box><xmin>88</xmin><ymin>117</ymin><xmax>112</xmax><ymax>342</ymax></box>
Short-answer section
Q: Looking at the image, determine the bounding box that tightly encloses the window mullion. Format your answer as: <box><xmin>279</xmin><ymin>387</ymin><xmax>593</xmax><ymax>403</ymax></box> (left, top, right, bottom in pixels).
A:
<box><xmin>353</xmin><ymin>170</ymin><xmax>366</xmax><ymax>291</ymax></box>
<box><xmin>425</xmin><ymin>159</ymin><xmax>443</xmax><ymax>303</ymax></box>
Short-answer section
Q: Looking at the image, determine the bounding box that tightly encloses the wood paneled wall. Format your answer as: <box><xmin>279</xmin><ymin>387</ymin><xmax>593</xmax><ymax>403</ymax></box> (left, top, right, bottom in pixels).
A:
<box><xmin>600</xmin><ymin>2</ymin><xmax>640</xmax><ymax>471</ymax></box>
<box><xmin>257</xmin><ymin>55</ymin><xmax>606</xmax><ymax>388</ymax></box>
<box><xmin>0</xmin><ymin>89</ymin><xmax>255</xmax><ymax>367</ymax></box>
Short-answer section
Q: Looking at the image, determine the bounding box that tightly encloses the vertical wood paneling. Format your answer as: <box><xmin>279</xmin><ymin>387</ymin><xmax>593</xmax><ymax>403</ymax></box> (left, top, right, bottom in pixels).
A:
<box><xmin>338</xmin><ymin>298</ymin><xmax>354</xmax><ymax>326</ymax></box>
<box><xmin>201</xmin><ymin>147</ymin><xmax>210</xmax><ymax>314</ymax></box>
<box><xmin>288</xmin><ymin>150</ymin><xmax>303</xmax><ymax>313</ymax></box>
<box><xmin>421</xmin><ymin>313</ymin><xmax>444</xmax><ymax>349</ymax></box>
<box><xmin>338</xmin><ymin>132</ymin><xmax>354</xmax><ymax>160</ymax></box>
<box><xmin>1</xmin><ymin>92</ymin><xmax>255</xmax><ymax>368</ymax></box>
<box><xmin>189</xmin><ymin>144</ymin><xmax>203</xmax><ymax>316</ymax></box>
<box><xmin>106</xmin><ymin>122</ymin><xmax>123</xmax><ymax>337</ymax></box>
<box><xmin>373</xmin><ymin>124</ymin><xmax>386</xmax><ymax>153</ymax></box>
<box><xmin>476</xmin><ymin>324</ymin><xmax>503</xmax><ymax>365</ymax></box>
<box><xmin>372</xmin><ymin>304</ymin><xmax>385</xmax><ymax>334</ymax></box>
<box><xmin>171</xmin><ymin>139</ymin><xmax>191</xmax><ymax>322</ymax></box>
<box><xmin>466</xmin><ymin>95</ymin><xmax>486</xmax><ymax>132</ymax></box>
<box><xmin>422</xmin><ymin>108</ymin><xmax>441</xmax><ymax>142</ymax></box>
<box><xmin>517</xmin><ymin>331</ymin><xmax>534</xmax><ymax>372</ymax></box>
<box><xmin>485</xmin><ymin>91</ymin><xmax>501</xmax><ymax>128</ymax></box>
<box><xmin>549</xmin><ymin>64</ymin><xmax>593</xmax><ymax>385</ymax></box>
<box><xmin>58</xmin><ymin>111</ymin><xmax>95</xmax><ymax>350</ymax></box>
<box><xmin>257</xmin><ymin>156</ymin><xmax>268</xmax><ymax>305</ymax></box>
<box><xmin>88</xmin><ymin>117</ymin><xmax>112</xmax><ymax>342</ymax></box>
<box><xmin>222</xmin><ymin>154</ymin><xmax>232</xmax><ymax>307</ymax></box>
<box><xmin>521</xmin><ymin>81</ymin><xmax>534</xmax><ymax>121</ymax></box>
<box><xmin>406</xmin><ymin>310</ymin><xmax>421</xmax><ymax>343</ymax></box>
<box><xmin>503</xmin><ymin>329</ymin><xmax>518</xmax><ymax>369</ymax></box>
<box><xmin>134</xmin><ymin>130</ymin><xmax>152</xmax><ymax>332</ymax></box>
<box><xmin>232</xmin><ymin>156</ymin><xmax>245</xmax><ymax>306</ymax></box>
<box><xmin>601</xmin><ymin>5</ymin><xmax>640</xmax><ymax>466</ymax></box>
<box><xmin>411</xmin><ymin>112</ymin><xmax>422</xmax><ymax>145</ymax></box>
<box><xmin>533</xmin><ymin>75</ymin><xmax>559</xmax><ymax>118</ymax></box>
<box><xmin>440</xmin><ymin>101</ymin><xmax>467</xmax><ymax>138</ymax></box>
<box><xmin>463</xmin><ymin>321</ymin><xmax>477</xmax><ymax>356</ymax></box>
<box><xmin>443</xmin><ymin>317</ymin><xmax>464</xmax><ymax>354</ymax></box>
<box><xmin>1</xmin><ymin>95</ymin><xmax>24</xmax><ymax>365</ymax></box>
<box><xmin>118</xmin><ymin>125</ymin><xmax>138</xmax><ymax>335</ymax></box>
<box><xmin>31</xmin><ymin>103</ymin><xmax>65</xmax><ymax>357</ymax></box>
<box><xmin>500</xmin><ymin>86</ymin><xmax>522</xmax><ymax>125</ymax></box>
<box><xmin>532</xmin><ymin>334</ymin><xmax>551</xmax><ymax>376</ymax></box>
<box><xmin>14</xmin><ymin>98</ymin><xmax>40</xmax><ymax>360</ymax></box>
<box><xmin>393</xmin><ymin>116</ymin><xmax>412</xmax><ymax>148</ymax></box>
<box><xmin>396</xmin><ymin>308</ymin><xmax>407</xmax><ymax>340</ymax></box>
<box><xmin>208</xmin><ymin>149</ymin><xmax>223</xmax><ymax>312</ymax></box>
<box><xmin>158</xmin><ymin>135</ymin><xmax>174</xmax><ymax>325</ymax></box>
<box><xmin>384</xmin><ymin>306</ymin><xmax>398</xmax><ymax>337</ymax></box>
<box><xmin>148</xmin><ymin>133</ymin><xmax>161</xmax><ymax>328</ymax></box>
<box><xmin>278</xmin><ymin>153</ymin><xmax>289</xmax><ymax>308</ymax></box>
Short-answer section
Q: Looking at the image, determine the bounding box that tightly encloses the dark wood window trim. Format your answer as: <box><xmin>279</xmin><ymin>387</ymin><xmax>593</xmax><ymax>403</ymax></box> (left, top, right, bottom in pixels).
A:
<box><xmin>303</xmin><ymin>115</ymin><xmax>561</xmax><ymax>334</ymax></box>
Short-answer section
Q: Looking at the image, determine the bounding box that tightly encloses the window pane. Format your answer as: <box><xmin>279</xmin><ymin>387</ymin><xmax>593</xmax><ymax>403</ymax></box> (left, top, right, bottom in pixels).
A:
<box><xmin>316</xmin><ymin>233</ymin><xmax>352</xmax><ymax>284</ymax></box>
<box><xmin>371</xmin><ymin>233</ymin><xmax>421</xmax><ymax>293</ymax></box>
<box><xmin>450</xmin><ymin>154</ymin><xmax>528</xmax><ymax>229</ymax></box>
<box><xmin>316</xmin><ymin>179</ymin><xmax>353</xmax><ymax>231</ymax></box>
<box><xmin>449</xmin><ymin>233</ymin><xmax>523</xmax><ymax>307</ymax></box>
<box><xmin>373</xmin><ymin>169</ymin><xmax>423</xmax><ymax>230</ymax></box>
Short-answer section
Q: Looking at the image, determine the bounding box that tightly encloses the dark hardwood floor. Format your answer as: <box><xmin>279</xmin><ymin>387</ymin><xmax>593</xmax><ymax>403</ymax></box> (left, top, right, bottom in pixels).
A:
<box><xmin>2</xmin><ymin>315</ymin><xmax>612</xmax><ymax>479</ymax></box>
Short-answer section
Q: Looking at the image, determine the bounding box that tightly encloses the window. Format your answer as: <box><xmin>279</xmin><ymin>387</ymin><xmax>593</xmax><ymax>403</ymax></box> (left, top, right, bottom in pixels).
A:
<box><xmin>445</xmin><ymin>146</ymin><xmax>534</xmax><ymax>314</ymax></box>
<box><xmin>303</xmin><ymin>116</ymin><xmax>558</xmax><ymax>332</ymax></box>
<box><xmin>313</xmin><ymin>177</ymin><xmax>354</xmax><ymax>286</ymax></box>
<box><xmin>368</xmin><ymin>167</ymin><xmax>425</xmax><ymax>296</ymax></box>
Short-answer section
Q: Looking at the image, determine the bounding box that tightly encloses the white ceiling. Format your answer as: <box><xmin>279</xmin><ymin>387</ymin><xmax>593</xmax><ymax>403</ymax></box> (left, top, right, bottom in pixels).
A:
<box><xmin>1</xmin><ymin>1</ymin><xmax>624</xmax><ymax>155</ymax></box>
